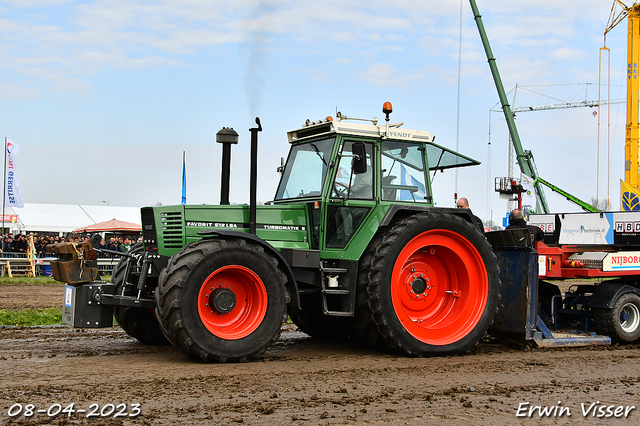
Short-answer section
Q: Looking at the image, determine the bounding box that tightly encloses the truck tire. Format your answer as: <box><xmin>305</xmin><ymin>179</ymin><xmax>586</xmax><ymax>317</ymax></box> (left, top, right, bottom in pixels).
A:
<box><xmin>155</xmin><ymin>238</ymin><xmax>287</xmax><ymax>362</ymax></box>
<box><xmin>112</xmin><ymin>246</ymin><xmax>169</xmax><ymax>345</ymax></box>
<box><xmin>594</xmin><ymin>292</ymin><xmax>640</xmax><ymax>344</ymax></box>
<box><xmin>366</xmin><ymin>212</ymin><xmax>500</xmax><ymax>356</ymax></box>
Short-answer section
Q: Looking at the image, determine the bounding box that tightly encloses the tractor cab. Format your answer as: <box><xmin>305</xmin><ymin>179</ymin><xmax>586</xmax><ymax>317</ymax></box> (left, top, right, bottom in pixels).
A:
<box><xmin>275</xmin><ymin>103</ymin><xmax>479</xmax><ymax>206</ymax></box>
<box><xmin>272</xmin><ymin>102</ymin><xmax>480</xmax><ymax>250</ymax></box>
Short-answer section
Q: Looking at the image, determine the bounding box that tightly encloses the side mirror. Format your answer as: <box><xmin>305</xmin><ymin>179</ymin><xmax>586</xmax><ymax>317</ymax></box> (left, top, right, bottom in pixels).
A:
<box><xmin>352</xmin><ymin>143</ymin><xmax>367</xmax><ymax>174</ymax></box>
<box><xmin>277</xmin><ymin>157</ymin><xmax>285</xmax><ymax>175</ymax></box>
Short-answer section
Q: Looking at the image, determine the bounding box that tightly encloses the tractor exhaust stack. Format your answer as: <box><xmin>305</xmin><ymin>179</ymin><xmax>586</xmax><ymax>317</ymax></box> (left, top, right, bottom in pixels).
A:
<box><xmin>216</xmin><ymin>127</ymin><xmax>239</xmax><ymax>205</ymax></box>
<box><xmin>249</xmin><ymin>117</ymin><xmax>262</xmax><ymax>235</ymax></box>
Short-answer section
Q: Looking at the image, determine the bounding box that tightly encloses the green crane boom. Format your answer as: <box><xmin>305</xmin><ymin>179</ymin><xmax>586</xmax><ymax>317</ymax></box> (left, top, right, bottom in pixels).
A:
<box><xmin>535</xmin><ymin>177</ymin><xmax>600</xmax><ymax>213</ymax></box>
<box><xmin>468</xmin><ymin>0</ymin><xmax>598</xmax><ymax>214</ymax></box>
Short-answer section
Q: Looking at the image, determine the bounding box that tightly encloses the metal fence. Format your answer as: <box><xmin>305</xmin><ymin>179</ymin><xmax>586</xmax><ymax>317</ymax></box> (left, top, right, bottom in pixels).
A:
<box><xmin>0</xmin><ymin>253</ymin><xmax>121</xmax><ymax>276</ymax></box>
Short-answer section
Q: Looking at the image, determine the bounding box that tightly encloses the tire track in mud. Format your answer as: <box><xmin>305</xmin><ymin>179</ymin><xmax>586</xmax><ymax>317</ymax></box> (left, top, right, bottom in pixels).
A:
<box><xmin>1</xmin><ymin>325</ymin><xmax>640</xmax><ymax>425</ymax></box>
<box><xmin>3</xmin><ymin>282</ymin><xmax>640</xmax><ymax>425</ymax></box>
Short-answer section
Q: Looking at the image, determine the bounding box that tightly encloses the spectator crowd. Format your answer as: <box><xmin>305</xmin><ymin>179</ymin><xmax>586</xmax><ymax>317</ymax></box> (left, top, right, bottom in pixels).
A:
<box><xmin>0</xmin><ymin>233</ymin><xmax>141</xmax><ymax>258</ymax></box>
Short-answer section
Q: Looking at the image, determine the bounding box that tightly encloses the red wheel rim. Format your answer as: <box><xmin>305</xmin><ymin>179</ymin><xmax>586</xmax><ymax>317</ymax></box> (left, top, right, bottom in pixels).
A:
<box><xmin>197</xmin><ymin>265</ymin><xmax>268</xmax><ymax>340</ymax></box>
<box><xmin>390</xmin><ymin>229</ymin><xmax>488</xmax><ymax>345</ymax></box>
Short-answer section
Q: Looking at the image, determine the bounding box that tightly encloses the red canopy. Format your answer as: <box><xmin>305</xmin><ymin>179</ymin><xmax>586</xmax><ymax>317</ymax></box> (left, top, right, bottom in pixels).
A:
<box><xmin>72</xmin><ymin>218</ymin><xmax>142</xmax><ymax>234</ymax></box>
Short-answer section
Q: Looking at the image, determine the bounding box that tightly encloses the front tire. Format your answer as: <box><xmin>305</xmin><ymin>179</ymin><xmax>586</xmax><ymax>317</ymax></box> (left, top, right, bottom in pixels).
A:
<box><xmin>155</xmin><ymin>238</ymin><xmax>287</xmax><ymax>362</ymax></box>
<box><xmin>112</xmin><ymin>246</ymin><xmax>169</xmax><ymax>345</ymax></box>
<box><xmin>366</xmin><ymin>212</ymin><xmax>500</xmax><ymax>356</ymax></box>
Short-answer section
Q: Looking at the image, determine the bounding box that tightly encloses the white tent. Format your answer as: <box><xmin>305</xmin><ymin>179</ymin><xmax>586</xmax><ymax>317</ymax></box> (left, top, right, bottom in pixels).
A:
<box><xmin>2</xmin><ymin>203</ymin><xmax>142</xmax><ymax>234</ymax></box>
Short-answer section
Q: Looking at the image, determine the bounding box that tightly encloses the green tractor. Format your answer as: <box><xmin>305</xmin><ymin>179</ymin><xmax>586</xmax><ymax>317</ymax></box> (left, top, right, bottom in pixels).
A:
<box><xmin>54</xmin><ymin>102</ymin><xmax>500</xmax><ymax>362</ymax></box>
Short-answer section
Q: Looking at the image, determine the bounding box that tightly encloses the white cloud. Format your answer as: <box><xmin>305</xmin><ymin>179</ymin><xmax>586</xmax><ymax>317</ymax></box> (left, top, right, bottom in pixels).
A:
<box><xmin>74</xmin><ymin>51</ymin><xmax>181</xmax><ymax>71</ymax></box>
<box><xmin>551</xmin><ymin>47</ymin><xmax>585</xmax><ymax>62</ymax></box>
<box><xmin>500</xmin><ymin>58</ymin><xmax>551</xmax><ymax>87</ymax></box>
<box><xmin>0</xmin><ymin>82</ymin><xmax>40</xmax><ymax>100</ymax></box>
<box><xmin>420</xmin><ymin>35</ymin><xmax>461</xmax><ymax>55</ymax></box>
<box><xmin>365</xmin><ymin>63</ymin><xmax>397</xmax><ymax>85</ymax></box>
<box><xmin>334</xmin><ymin>57</ymin><xmax>352</xmax><ymax>65</ymax></box>
<box><xmin>0</xmin><ymin>0</ymin><xmax>74</xmax><ymax>6</ymax></box>
<box><xmin>486</xmin><ymin>0</ymin><xmax>611</xmax><ymax>23</ymax></box>
<box><xmin>364</xmin><ymin>62</ymin><xmax>423</xmax><ymax>88</ymax></box>
<box><xmin>0</xmin><ymin>0</ymin><xmax>607</xmax><ymax>97</ymax></box>
<box><xmin>421</xmin><ymin>63</ymin><xmax>459</xmax><ymax>86</ymax></box>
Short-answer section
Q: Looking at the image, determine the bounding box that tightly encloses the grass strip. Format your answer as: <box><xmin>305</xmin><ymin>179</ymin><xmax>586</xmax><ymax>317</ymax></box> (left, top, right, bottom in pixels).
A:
<box><xmin>0</xmin><ymin>276</ymin><xmax>61</xmax><ymax>285</ymax></box>
<box><xmin>0</xmin><ymin>276</ymin><xmax>112</xmax><ymax>285</ymax></box>
<box><xmin>0</xmin><ymin>307</ymin><xmax>64</xmax><ymax>326</ymax></box>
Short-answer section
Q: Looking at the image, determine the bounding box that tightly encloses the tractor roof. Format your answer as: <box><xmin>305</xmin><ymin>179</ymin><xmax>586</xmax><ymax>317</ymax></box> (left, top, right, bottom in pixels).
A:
<box><xmin>287</xmin><ymin>118</ymin><xmax>479</xmax><ymax>171</ymax></box>
<box><xmin>287</xmin><ymin>119</ymin><xmax>435</xmax><ymax>144</ymax></box>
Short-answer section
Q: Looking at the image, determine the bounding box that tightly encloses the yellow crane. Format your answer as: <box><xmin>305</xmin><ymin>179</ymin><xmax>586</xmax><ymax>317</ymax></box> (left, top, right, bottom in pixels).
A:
<box><xmin>606</xmin><ymin>1</ymin><xmax>640</xmax><ymax>210</ymax></box>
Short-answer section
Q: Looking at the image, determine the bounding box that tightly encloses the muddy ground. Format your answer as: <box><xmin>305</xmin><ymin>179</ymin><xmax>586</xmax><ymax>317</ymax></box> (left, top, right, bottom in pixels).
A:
<box><xmin>1</xmin><ymin>282</ymin><xmax>640</xmax><ymax>425</ymax></box>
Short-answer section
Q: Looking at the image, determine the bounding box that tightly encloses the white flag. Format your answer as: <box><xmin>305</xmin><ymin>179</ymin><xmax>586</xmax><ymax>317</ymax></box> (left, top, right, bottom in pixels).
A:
<box><xmin>5</xmin><ymin>139</ymin><xmax>23</xmax><ymax>208</ymax></box>
<box><xmin>521</xmin><ymin>174</ymin><xmax>536</xmax><ymax>212</ymax></box>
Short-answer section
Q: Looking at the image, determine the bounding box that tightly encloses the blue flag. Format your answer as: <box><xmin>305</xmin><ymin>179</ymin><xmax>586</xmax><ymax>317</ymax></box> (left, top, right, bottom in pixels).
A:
<box><xmin>399</xmin><ymin>164</ymin><xmax>426</xmax><ymax>201</ymax></box>
<box><xmin>181</xmin><ymin>152</ymin><xmax>186</xmax><ymax>205</ymax></box>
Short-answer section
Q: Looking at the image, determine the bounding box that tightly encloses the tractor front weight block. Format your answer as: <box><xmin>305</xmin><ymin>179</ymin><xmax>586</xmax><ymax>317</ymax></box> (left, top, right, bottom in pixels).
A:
<box><xmin>62</xmin><ymin>282</ymin><xmax>115</xmax><ymax>328</ymax></box>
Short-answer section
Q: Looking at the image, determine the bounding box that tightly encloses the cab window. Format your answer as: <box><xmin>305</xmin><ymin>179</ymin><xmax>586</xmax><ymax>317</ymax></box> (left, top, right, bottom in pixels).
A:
<box><xmin>331</xmin><ymin>142</ymin><xmax>374</xmax><ymax>200</ymax></box>
<box><xmin>380</xmin><ymin>141</ymin><xmax>429</xmax><ymax>202</ymax></box>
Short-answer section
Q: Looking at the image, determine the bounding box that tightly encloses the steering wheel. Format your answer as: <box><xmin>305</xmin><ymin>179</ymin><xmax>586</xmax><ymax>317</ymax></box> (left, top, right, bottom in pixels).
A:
<box><xmin>332</xmin><ymin>181</ymin><xmax>349</xmax><ymax>198</ymax></box>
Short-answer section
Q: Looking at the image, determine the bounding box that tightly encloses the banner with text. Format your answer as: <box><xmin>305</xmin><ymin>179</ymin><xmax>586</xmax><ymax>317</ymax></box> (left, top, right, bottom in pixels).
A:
<box><xmin>5</xmin><ymin>139</ymin><xmax>23</xmax><ymax>208</ymax></box>
<box><xmin>0</xmin><ymin>215</ymin><xmax>17</xmax><ymax>222</ymax></box>
<box><xmin>521</xmin><ymin>174</ymin><xmax>536</xmax><ymax>212</ymax></box>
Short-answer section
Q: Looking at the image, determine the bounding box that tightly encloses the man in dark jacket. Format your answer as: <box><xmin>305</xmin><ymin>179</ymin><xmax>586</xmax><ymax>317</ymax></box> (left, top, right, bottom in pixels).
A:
<box><xmin>14</xmin><ymin>234</ymin><xmax>28</xmax><ymax>253</ymax></box>
<box><xmin>2</xmin><ymin>235</ymin><xmax>12</xmax><ymax>252</ymax></box>
<box><xmin>505</xmin><ymin>209</ymin><xmax>544</xmax><ymax>242</ymax></box>
<box><xmin>456</xmin><ymin>197</ymin><xmax>484</xmax><ymax>233</ymax></box>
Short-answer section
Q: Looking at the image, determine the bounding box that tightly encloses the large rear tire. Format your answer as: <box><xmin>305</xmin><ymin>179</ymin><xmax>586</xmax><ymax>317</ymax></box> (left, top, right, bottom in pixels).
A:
<box><xmin>112</xmin><ymin>245</ymin><xmax>169</xmax><ymax>345</ymax></box>
<box><xmin>155</xmin><ymin>238</ymin><xmax>287</xmax><ymax>362</ymax></box>
<box><xmin>366</xmin><ymin>212</ymin><xmax>500</xmax><ymax>356</ymax></box>
<box><xmin>354</xmin><ymin>233</ymin><xmax>393</xmax><ymax>352</ymax></box>
<box><xmin>594</xmin><ymin>292</ymin><xmax>640</xmax><ymax>344</ymax></box>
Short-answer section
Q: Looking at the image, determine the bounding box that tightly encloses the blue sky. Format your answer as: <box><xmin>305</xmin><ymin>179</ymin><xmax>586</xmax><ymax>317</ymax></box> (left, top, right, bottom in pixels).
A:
<box><xmin>0</xmin><ymin>0</ymin><xmax>630</xmax><ymax>224</ymax></box>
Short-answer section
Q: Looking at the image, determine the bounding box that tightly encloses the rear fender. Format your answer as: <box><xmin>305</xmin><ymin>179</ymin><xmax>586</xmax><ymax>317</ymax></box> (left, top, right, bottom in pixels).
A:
<box><xmin>197</xmin><ymin>229</ymin><xmax>300</xmax><ymax>310</ymax></box>
<box><xmin>588</xmin><ymin>282</ymin><xmax>640</xmax><ymax>309</ymax></box>
<box><xmin>380</xmin><ymin>205</ymin><xmax>477</xmax><ymax>228</ymax></box>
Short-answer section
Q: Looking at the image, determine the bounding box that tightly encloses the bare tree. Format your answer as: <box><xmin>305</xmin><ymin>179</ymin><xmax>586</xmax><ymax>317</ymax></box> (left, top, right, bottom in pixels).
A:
<box><xmin>589</xmin><ymin>197</ymin><xmax>610</xmax><ymax>212</ymax></box>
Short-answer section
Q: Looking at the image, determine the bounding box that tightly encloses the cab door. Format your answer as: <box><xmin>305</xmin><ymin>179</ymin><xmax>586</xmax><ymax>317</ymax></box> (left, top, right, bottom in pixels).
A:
<box><xmin>323</xmin><ymin>140</ymin><xmax>375</xmax><ymax>250</ymax></box>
